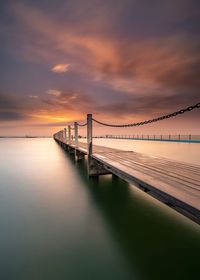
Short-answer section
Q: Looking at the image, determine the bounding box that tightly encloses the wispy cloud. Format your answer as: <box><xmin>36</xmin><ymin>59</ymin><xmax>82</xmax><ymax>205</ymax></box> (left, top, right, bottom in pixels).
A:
<box><xmin>29</xmin><ymin>95</ymin><xmax>38</xmax><ymax>99</ymax></box>
<box><xmin>51</xmin><ymin>64</ymin><xmax>70</xmax><ymax>73</ymax></box>
<box><xmin>47</xmin><ymin>90</ymin><xmax>61</xmax><ymax>97</ymax></box>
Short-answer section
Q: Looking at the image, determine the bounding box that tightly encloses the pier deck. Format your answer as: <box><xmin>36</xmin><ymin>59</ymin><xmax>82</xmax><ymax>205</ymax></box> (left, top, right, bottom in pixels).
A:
<box><xmin>55</xmin><ymin>138</ymin><xmax>200</xmax><ymax>224</ymax></box>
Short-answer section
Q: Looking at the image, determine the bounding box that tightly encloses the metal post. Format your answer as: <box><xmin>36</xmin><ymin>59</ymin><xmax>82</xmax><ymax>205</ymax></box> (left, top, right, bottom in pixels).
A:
<box><xmin>87</xmin><ymin>114</ymin><xmax>92</xmax><ymax>156</ymax></box>
<box><xmin>68</xmin><ymin>125</ymin><xmax>71</xmax><ymax>145</ymax></box>
<box><xmin>74</xmin><ymin>122</ymin><xmax>78</xmax><ymax>148</ymax></box>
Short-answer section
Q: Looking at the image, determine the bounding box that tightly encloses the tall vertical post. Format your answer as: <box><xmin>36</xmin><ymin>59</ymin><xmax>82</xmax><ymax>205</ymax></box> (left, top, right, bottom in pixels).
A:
<box><xmin>87</xmin><ymin>114</ymin><xmax>92</xmax><ymax>156</ymax></box>
<box><xmin>68</xmin><ymin>125</ymin><xmax>71</xmax><ymax>145</ymax></box>
<box><xmin>86</xmin><ymin>113</ymin><xmax>109</xmax><ymax>176</ymax></box>
<box><xmin>64</xmin><ymin>128</ymin><xmax>67</xmax><ymax>142</ymax></box>
<box><xmin>74</xmin><ymin>122</ymin><xmax>78</xmax><ymax>148</ymax></box>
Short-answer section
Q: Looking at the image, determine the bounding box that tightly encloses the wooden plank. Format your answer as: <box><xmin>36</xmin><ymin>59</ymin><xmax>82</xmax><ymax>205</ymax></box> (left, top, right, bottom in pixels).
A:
<box><xmin>92</xmin><ymin>153</ymin><xmax>200</xmax><ymax>223</ymax></box>
<box><xmin>105</xmin><ymin>153</ymin><xmax>200</xmax><ymax>185</ymax></box>
<box><xmin>74</xmin><ymin>142</ymin><xmax>200</xmax><ymax>185</ymax></box>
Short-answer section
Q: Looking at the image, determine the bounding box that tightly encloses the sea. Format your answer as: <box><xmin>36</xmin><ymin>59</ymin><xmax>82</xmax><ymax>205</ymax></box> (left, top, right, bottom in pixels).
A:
<box><xmin>0</xmin><ymin>138</ymin><xmax>200</xmax><ymax>280</ymax></box>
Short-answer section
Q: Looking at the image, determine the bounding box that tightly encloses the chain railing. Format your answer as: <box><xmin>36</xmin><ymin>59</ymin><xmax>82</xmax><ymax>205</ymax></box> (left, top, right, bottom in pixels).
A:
<box><xmin>104</xmin><ymin>134</ymin><xmax>200</xmax><ymax>142</ymax></box>
<box><xmin>77</xmin><ymin>122</ymin><xmax>87</xmax><ymax>127</ymax></box>
<box><xmin>92</xmin><ymin>103</ymin><xmax>200</xmax><ymax>127</ymax></box>
<box><xmin>53</xmin><ymin>102</ymin><xmax>200</xmax><ymax>156</ymax></box>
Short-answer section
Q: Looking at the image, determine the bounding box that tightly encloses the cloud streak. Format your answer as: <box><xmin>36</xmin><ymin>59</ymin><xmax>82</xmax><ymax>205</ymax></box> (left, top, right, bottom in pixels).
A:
<box><xmin>47</xmin><ymin>90</ymin><xmax>61</xmax><ymax>97</ymax></box>
<box><xmin>51</xmin><ymin>64</ymin><xmax>70</xmax><ymax>73</ymax></box>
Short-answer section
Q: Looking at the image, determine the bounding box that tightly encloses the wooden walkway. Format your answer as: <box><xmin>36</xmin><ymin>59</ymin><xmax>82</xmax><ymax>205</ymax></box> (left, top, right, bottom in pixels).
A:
<box><xmin>54</xmin><ymin>137</ymin><xmax>200</xmax><ymax>224</ymax></box>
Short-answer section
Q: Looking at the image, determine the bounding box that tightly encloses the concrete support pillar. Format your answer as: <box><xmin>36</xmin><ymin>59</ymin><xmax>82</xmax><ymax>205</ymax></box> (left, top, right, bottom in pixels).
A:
<box><xmin>76</xmin><ymin>150</ymin><xmax>85</xmax><ymax>161</ymax></box>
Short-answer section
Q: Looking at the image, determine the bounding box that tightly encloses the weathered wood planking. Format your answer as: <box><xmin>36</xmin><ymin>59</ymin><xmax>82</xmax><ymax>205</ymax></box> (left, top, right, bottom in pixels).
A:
<box><xmin>55</xmin><ymin>138</ymin><xmax>200</xmax><ymax>224</ymax></box>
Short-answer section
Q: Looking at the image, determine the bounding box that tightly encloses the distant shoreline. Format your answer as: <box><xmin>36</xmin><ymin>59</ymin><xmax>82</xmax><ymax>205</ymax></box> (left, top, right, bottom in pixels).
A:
<box><xmin>0</xmin><ymin>136</ymin><xmax>51</xmax><ymax>138</ymax></box>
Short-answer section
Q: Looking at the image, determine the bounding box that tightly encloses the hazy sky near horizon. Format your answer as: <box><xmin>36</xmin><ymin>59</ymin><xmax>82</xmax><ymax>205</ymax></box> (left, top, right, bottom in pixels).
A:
<box><xmin>0</xmin><ymin>0</ymin><xmax>199</xmax><ymax>136</ymax></box>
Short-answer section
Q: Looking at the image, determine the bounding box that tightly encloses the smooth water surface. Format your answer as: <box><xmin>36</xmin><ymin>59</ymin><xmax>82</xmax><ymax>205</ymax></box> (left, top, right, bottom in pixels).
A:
<box><xmin>0</xmin><ymin>138</ymin><xmax>200</xmax><ymax>280</ymax></box>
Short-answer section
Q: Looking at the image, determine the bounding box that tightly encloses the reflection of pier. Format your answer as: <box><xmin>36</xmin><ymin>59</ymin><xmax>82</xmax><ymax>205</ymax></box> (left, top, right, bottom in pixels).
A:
<box><xmin>53</xmin><ymin>104</ymin><xmax>200</xmax><ymax>224</ymax></box>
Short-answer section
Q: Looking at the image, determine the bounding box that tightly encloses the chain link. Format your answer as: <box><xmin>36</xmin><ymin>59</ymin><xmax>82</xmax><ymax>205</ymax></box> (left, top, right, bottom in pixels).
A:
<box><xmin>77</xmin><ymin>122</ymin><xmax>88</xmax><ymax>127</ymax></box>
<box><xmin>92</xmin><ymin>102</ymin><xmax>200</xmax><ymax>127</ymax></box>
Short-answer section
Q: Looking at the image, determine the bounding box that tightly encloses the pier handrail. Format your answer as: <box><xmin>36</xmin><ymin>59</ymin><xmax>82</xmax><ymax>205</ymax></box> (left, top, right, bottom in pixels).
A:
<box><xmin>92</xmin><ymin>103</ymin><xmax>200</xmax><ymax>127</ymax></box>
<box><xmin>54</xmin><ymin>102</ymin><xmax>200</xmax><ymax>156</ymax></box>
<box><xmin>53</xmin><ymin>102</ymin><xmax>200</xmax><ymax>224</ymax></box>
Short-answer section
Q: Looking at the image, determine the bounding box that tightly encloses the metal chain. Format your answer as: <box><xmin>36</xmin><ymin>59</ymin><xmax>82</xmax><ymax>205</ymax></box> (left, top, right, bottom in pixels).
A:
<box><xmin>92</xmin><ymin>102</ymin><xmax>200</xmax><ymax>127</ymax></box>
<box><xmin>77</xmin><ymin>122</ymin><xmax>88</xmax><ymax>127</ymax></box>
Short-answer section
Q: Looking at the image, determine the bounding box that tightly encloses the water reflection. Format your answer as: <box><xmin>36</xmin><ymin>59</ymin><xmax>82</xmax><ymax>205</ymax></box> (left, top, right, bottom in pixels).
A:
<box><xmin>64</xmin><ymin>145</ymin><xmax>200</xmax><ymax>280</ymax></box>
<box><xmin>0</xmin><ymin>139</ymin><xmax>199</xmax><ymax>280</ymax></box>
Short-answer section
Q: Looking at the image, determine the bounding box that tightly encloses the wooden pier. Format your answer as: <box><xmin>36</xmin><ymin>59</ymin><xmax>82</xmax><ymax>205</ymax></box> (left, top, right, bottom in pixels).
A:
<box><xmin>53</xmin><ymin>112</ymin><xmax>200</xmax><ymax>225</ymax></box>
<box><xmin>54</xmin><ymin>138</ymin><xmax>200</xmax><ymax>225</ymax></box>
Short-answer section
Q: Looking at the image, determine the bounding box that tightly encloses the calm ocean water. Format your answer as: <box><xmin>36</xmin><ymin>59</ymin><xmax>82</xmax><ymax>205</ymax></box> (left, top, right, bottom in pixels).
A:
<box><xmin>0</xmin><ymin>138</ymin><xmax>200</xmax><ymax>280</ymax></box>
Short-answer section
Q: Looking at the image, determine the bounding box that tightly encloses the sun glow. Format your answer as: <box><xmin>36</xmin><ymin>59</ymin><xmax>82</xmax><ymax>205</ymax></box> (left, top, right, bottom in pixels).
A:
<box><xmin>30</xmin><ymin>114</ymin><xmax>72</xmax><ymax>122</ymax></box>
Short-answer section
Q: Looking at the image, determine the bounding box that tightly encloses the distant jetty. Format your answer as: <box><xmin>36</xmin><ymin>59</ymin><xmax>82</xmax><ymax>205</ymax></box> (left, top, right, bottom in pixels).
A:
<box><xmin>0</xmin><ymin>136</ymin><xmax>50</xmax><ymax>138</ymax></box>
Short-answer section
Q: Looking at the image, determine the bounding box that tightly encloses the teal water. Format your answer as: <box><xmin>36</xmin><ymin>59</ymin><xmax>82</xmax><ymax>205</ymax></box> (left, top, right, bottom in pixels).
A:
<box><xmin>0</xmin><ymin>138</ymin><xmax>200</xmax><ymax>280</ymax></box>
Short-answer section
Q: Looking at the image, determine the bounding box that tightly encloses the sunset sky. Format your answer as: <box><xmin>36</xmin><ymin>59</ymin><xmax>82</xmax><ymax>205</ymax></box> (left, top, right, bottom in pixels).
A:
<box><xmin>0</xmin><ymin>0</ymin><xmax>199</xmax><ymax>136</ymax></box>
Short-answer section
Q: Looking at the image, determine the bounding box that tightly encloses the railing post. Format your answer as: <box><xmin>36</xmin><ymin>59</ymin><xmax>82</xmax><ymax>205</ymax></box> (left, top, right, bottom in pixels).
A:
<box><xmin>68</xmin><ymin>125</ymin><xmax>71</xmax><ymax>145</ymax></box>
<box><xmin>86</xmin><ymin>113</ymin><xmax>110</xmax><ymax>177</ymax></box>
<box><xmin>64</xmin><ymin>128</ymin><xmax>67</xmax><ymax>142</ymax></box>
<box><xmin>74</xmin><ymin>122</ymin><xmax>78</xmax><ymax>148</ymax></box>
<box><xmin>87</xmin><ymin>114</ymin><xmax>92</xmax><ymax>156</ymax></box>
